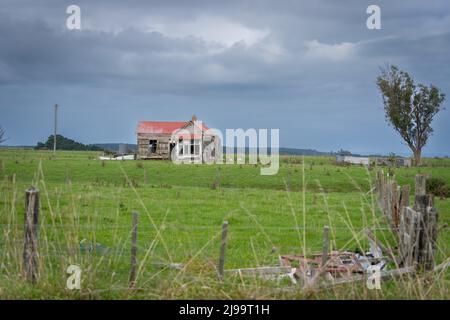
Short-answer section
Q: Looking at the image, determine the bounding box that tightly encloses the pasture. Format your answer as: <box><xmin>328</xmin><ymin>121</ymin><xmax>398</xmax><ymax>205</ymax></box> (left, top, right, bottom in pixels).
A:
<box><xmin>0</xmin><ymin>149</ymin><xmax>449</xmax><ymax>299</ymax></box>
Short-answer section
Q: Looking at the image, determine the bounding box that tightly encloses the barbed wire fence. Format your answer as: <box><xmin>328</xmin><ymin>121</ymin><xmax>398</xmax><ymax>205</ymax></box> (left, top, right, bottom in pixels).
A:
<box><xmin>0</xmin><ymin>181</ymin><xmax>448</xmax><ymax>295</ymax></box>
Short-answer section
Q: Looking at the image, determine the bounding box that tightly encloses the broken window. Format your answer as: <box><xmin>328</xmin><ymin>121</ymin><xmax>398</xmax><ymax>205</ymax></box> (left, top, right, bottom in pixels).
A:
<box><xmin>149</xmin><ymin>140</ymin><xmax>157</xmax><ymax>153</ymax></box>
<box><xmin>179</xmin><ymin>139</ymin><xmax>184</xmax><ymax>155</ymax></box>
<box><xmin>177</xmin><ymin>138</ymin><xmax>201</xmax><ymax>156</ymax></box>
<box><xmin>191</xmin><ymin>139</ymin><xmax>200</xmax><ymax>155</ymax></box>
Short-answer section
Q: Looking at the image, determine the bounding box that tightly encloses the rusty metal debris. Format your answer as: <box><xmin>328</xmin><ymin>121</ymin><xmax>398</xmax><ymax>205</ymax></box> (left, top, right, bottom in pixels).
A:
<box><xmin>224</xmin><ymin>193</ymin><xmax>443</xmax><ymax>288</ymax></box>
<box><xmin>226</xmin><ymin>249</ymin><xmax>388</xmax><ymax>287</ymax></box>
<box><xmin>281</xmin><ymin>251</ymin><xmax>363</xmax><ymax>277</ymax></box>
<box><xmin>279</xmin><ymin>250</ymin><xmax>387</xmax><ymax>285</ymax></box>
<box><xmin>256</xmin><ymin>226</ymin><xmax>445</xmax><ymax>288</ymax></box>
<box><xmin>225</xmin><ymin>231</ymin><xmax>394</xmax><ymax>287</ymax></box>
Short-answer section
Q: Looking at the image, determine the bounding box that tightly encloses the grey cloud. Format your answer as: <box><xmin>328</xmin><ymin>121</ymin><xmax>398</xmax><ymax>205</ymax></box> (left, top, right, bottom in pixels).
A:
<box><xmin>0</xmin><ymin>0</ymin><xmax>449</xmax><ymax>156</ymax></box>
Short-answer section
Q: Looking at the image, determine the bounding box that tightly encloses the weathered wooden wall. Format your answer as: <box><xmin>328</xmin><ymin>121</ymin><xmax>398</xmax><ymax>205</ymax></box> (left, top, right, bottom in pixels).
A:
<box><xmin>376</xmin><ymin>171</ymin><xmax>439</xmax><ymax>270</ymax></box>
<box><xmin>137</xmin><ymin>133</ymin><xmax>171</xmax><ymax>159</ymax></box>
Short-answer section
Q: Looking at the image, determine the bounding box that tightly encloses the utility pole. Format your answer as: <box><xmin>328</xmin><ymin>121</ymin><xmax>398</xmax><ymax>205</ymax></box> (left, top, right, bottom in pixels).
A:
<box><xmin>53</xmin><ymin>104</ymin><xmax>58</xmax><ymax>154</ymax></box>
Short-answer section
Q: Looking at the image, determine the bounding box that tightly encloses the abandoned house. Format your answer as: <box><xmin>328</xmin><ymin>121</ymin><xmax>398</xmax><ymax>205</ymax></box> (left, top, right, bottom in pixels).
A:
<box><xmin>136</xmin><ymin>116</ymin><xmax>220</xmax><ymax>162</ymax></box>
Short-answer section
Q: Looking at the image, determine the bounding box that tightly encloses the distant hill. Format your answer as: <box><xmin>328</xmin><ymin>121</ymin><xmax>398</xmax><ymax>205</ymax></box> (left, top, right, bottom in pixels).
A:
<box><xmin>279</xmin><ymin>148</ymin><xmax>330</xmax><ymax>156</ymax></box>
<box><xmin>224</xmin><ymin>146</ymin><xmax>332</xmax><ymax>156</ymax></box>
<box><xmin>92</xmin><ymin>144</ymin><xmax>357</xmax><ymax>157</ymax></box>
<box><xmin>0</xmin><ymin>143</ymin><xmax>344</xmax><ymax>157</ymax></box>
<box><xmin>91</xmin><ymin>144</ymin><xmax>331</xmax><ymax>156</ymax></box>
<box><xmin>6</xmin><ymin>141</ymin><xmax>434</xmax><ymax>158</ymax></box>
<box><xmin>0</xmin><ymin>145</ymin><xmax>34</xmax><ymax>149</ymax></box>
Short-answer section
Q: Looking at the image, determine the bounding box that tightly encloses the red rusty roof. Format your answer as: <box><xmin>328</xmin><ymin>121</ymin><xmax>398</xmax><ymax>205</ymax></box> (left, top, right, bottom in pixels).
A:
<box><xmin>137</xmin><ymin>121</ymin><xmax>186</xmax><ymax>134</ymax></box>
<box><xmin>137</xmin><ymin>121</ymin><xmax>210</xmax><ymax>135</ymax></box>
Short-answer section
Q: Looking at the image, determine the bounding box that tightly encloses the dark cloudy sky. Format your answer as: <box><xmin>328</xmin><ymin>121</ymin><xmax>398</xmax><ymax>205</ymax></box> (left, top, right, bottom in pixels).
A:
<box><xmin>0</xmin><ymin>0</ymin><xmax>449</xmax><ymax>155</ymax></box>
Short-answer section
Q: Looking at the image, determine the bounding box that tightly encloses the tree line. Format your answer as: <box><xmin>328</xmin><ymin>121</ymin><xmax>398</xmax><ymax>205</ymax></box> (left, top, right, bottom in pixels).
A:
<box><xmin>35</xmin><ymin>135</ymin><xmax>103</xmax><ymax>151</ymax></box>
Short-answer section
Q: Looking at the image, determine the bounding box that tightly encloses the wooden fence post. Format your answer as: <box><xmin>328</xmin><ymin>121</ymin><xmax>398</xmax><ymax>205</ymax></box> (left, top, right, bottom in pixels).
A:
<box><xmin>423</xmin><ymin>206</ymin><xmax>438</xmax><ymax>270</ymax></box>
<box><xmin>321</xmin><ymin>226</ymin><xmax>330</xmax><ymax>267</ymax></box>
<box><xmin>376</xmin><ymin>171</ymin><xmax>383</xmax><ymax>199</ymax></box>
<box><xmin>389</xmin><ymin>180</ymin><xmax>399</xmax><ymax>230</ymax></box>
<box><xmin>398</xmin><ymin>174</ymin><xmax>438</xmax><ymax>270</ymax></box>
<box><xmin>414</xmin><ymin>174</ymin><xmax>428</xmax><ymax>211</ymax></box>
<box><xmin>23</xmin><ymin>187</ymin><xmax>39</xmax><ymax>283</ymax></box>
<box><xmin>399</xmin><ymin>207</ymin><xmax>420</xmax><ymax>267</ymax></box>
<box><xmin>377</xmin><ymin>171</ymin><xmax>406</xmax><ymax>233</ymax></box>
<box><xmin>218</xmin><ymin>221</ymin><xmax>229</xmax><ymax>281</ymax></box>
<box><xmin>399</xmin><ymin>185</ymin><xmax>410</xmax><ymax>216</ymax></box>
<box><xmin>414</xmin><ymin>175</ymin><xmax>438</xmax><ymax>270</ymax></box>
<box><xmin>129</xmin><ymin>211</ymin><xmax>138</xmax><ymax>288</ymax></box>
<box><xmin>384</xmin><ymin>179</ymin><xmax>393</xmax><ymax>223</ymax></box>
<box><xmin>383</xmin><ymin>174</ymin><xmax>389</xmax><ymax>216</ymax></box>
<box><xmin>377</xmin><ymin>171</ymin><xmax>386</xmax><ymax>211</ymax></box>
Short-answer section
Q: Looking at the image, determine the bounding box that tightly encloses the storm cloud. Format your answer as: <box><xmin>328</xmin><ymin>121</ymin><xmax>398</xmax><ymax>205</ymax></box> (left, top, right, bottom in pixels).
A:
<box><xmin>0</xmin><ymin>0</ymin><xmax>449</xmax><ymax>155</ymax></box>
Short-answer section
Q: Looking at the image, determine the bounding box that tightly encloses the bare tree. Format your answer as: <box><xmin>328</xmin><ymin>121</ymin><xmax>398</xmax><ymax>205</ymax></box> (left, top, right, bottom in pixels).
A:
<box><xmin>377</xmin><ymin>65</ymin><xmax>446</xmax><ymax>166</ymax></box>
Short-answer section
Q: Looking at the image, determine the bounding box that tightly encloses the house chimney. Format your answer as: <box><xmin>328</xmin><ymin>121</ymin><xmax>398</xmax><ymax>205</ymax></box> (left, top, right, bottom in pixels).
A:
<box><xmin>191</xmin><ymin>114</ymin><xmax>197</xmax><ymax>122</ymax></box>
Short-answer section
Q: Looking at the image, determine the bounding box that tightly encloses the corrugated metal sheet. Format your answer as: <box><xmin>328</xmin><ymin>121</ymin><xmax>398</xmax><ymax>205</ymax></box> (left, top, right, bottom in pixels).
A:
<box><xmin>137</xmin><ymin>121</ymin><xmax>186</xmax><ymax>134</ymax></box>
<box><xmin>336</xmin><ymin>155</ymin><xmax>370</xmax><ymax>165</ymax></box>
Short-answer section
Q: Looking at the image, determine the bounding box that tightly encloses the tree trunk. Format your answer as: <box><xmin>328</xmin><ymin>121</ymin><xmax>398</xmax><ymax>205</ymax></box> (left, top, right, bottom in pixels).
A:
<box><xmin>413</xmin><ymin>148</ymin><xmax>422</xmax><ymax>166</ymax></box>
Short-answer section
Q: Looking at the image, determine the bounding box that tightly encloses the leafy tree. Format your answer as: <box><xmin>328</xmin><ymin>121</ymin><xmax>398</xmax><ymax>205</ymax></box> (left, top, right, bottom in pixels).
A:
<box><xmin>377</xmin><ymin>65</ymin><xmax>446</xmax><ymax>166</ymax></box>
<box><xmin>35</xmin><ymin>135</ymin><xmax>103</xmax><ymax>151</ymax></box>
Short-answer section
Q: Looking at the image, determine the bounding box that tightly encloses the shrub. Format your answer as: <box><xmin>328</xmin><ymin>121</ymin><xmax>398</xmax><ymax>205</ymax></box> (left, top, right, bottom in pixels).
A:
<box><xmin>426</xmin><ymin>177</ymin><xmax>450</xmax><ymax>199</ymax></box>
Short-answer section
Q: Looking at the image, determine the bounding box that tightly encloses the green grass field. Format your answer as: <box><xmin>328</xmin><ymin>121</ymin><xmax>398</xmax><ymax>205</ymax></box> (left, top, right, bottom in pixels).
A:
<box><xmin>0</xmin><ymin>149</ymin><xmax>448</xmax><ymax>299</ymax></box>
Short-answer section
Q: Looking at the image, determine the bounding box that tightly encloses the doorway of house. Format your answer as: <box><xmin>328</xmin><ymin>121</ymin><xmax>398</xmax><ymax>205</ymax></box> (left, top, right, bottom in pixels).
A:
<box><xmin>169</xmin><ymin>142</ymin><xmax>175</xmax><ymax>160</ymax></box>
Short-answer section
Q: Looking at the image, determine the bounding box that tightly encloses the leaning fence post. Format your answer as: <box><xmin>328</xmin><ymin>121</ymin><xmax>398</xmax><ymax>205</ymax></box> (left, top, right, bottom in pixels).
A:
<box><xmin>377</xmin><ymin>171</ymin><xmax>386</xmax><ymax>211</ymax></box>
<box><xmin>218</xmin><ymin>221</ymin><xmax>229</xmax><ymax>281</ymax></box>
<box><xmin>399</xmin><ymin>185</ymin><xmax>410</xmax><ymax>212</ymax></box>
<box><xmin>390</xmin><ymin>180</ymin><xmax>399</xmax><ymax>230</ymax></box>
<box><xmin>129</xmin><ymin>211</ymin><xmax>139</xmax><ymax>289</ymax></box>
<box><xmin>376</xmin><ymin>171</ymin><xmax>383</xmax><ymax>198</ymax></box>
<box><xmin>23</xmin><ymin>187</ymin><xmax>39</xmax><ymax>283</ymax></box>
<box><xmin>384</xmin><ymin>179</ymin><xmax>393</xmax><ymax>222</ymax></box>
<box><xmin>413</xmin><ymin>174</ymin><xmax>438</xmax><ymax>270</ymax></box>
<box><xmin>321</xmin><ymin>226</ymin><xmax>330</xmax><ymax>267</ymax></box>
